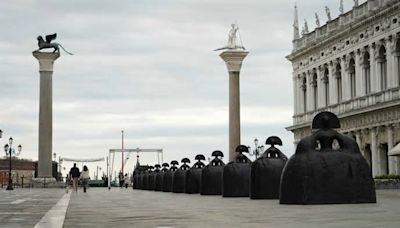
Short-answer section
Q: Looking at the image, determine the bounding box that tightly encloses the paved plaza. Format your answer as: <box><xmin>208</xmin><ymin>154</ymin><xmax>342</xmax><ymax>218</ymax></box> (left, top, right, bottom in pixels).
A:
<box><xmin>0</xmin><ymin>188</ymin><xmax>400</xmax><ymax>227</ymax></box>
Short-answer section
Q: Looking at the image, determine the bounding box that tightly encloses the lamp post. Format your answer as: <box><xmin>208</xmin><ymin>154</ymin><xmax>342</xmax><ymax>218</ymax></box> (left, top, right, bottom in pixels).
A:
<box><xmin>4</xmin><ymin>137</ymin><xmax>22</xmax><ymax>190</ymax></box>
<box><xmin>250</xmin><ymin>138</ymin><xmax>264</xmax><ymax>159</ymax></box>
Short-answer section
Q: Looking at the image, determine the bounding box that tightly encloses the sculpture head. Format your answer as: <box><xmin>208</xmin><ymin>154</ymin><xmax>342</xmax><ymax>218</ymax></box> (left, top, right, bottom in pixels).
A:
<box><xmin>266</xmin><ymin>136</ymin><xmax>283</xmax><ymax>148</ymax></box>
<box><xmin>181</xmin><ymin>158</ymin><xmax>190</xmax><ymax>164</ymax></box>
<box><xmin>235</xmin><ymin>145</ymin><xmax>249</xmax><ymax>154</ymax></box>
<box><xmin>195</xmin><ymin>154</ymin><xmax>205</xmax><ymax>161</ymax></box>
<box><xmin>211</xmin><ymin>150</ymin><xmax>224</xmax><ymax>159</ymax></box>
<box><xmin>162</xmin><ymin>163</ymin><xmax>169</xmax><ymax>168</ymax></box>
<box><xmin>171</xmin><ymin>160</ymin><xmax>179</xmax><ymax>166</ymax></box>
<box><xmin>312</xmin><ymin>111</ymin><xmax>340</xmax><ymax>130</ymax></box>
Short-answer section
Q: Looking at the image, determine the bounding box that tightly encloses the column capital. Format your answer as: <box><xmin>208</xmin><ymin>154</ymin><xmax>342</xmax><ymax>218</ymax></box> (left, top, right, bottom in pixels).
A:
<box><xmin>32</xmin><ymin>51</ymin><xmax>60</xmax><ymax>72</ymax></box>
<box><xmin>219</xmin><ymin>50</ymin><xmax>249</xmax><ymax>72</ymax></box>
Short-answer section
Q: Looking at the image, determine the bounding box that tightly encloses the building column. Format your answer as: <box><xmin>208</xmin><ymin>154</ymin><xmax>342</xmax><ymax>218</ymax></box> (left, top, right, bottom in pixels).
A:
<box><xmin>32</xmin><ymin>52</ymin><xmax>60</xmax><ymax>181</ymax></box>
<box><xmin>355</xmin><ymin>130</ymin><xmax>363</xmax><ymax>156</ymax></box>
<box><xmin>355</xmin><ymin>50</ymin><xmax>363</xmax><ymax>97</ymax></box>
<box><xmin>341</xmin><ymin>56</ymin><xmax>350</xmax><ymax>101</ymax></box>
<box><xmin>370</xmin><ymin>127</ymin><xmax>380</xmax><ymax>177</ymax></box>
<box><xmin>306</xmin><ymin>71</ymin><xmax>313</xmax><ymax>111</ymax></box>
<box><xmin>329</xmin><ymin>61</ymin><xmax>337</xmax><ymax>104</ymax></box>
<box><xmin>293</xmin><ymin>75</ymin><xmax>298</xmax><ymax>114</ymax></box>
<box><xmin>387</xmin><ymin>124</ymin><xmax>398</xmax><ymax>174</ymax></box>
<box><xmin>387</xmin><ymin>38</ymin><xmax>395</xmax><ymax>88</ymax></box>
<box><xmin>219</xmin><ymin>50</ymin><xmax>248</xmax><ymax>162</ymax></box>
<box><xmin>394</xmin><ymin>51</ymin><xmax>400</xmax><ymax>87</ymax></box>
<box><xmin>370</xmin><ymin>44</ymin><xmax>379</xmax><ymax>93</ymax></box>
<box><xmin>317</xmin><ymin>67</ymin><xmax>325</xmax><ymax>108</ymax></box>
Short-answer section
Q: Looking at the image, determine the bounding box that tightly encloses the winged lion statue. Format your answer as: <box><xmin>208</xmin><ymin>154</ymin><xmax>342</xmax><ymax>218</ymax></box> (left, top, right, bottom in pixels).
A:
<box><xmin>35</xmin><ymin>33</ymin><xmax>73</xmax><ymax>55</ymax></box>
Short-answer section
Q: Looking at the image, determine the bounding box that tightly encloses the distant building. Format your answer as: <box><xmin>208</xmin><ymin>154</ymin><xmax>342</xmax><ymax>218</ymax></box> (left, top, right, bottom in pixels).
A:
<box><xmin>0</xmin><ymin>158</ymin><xmax>35</xmax><ymax>186</ymax></box>
<box><xmin>287</xmin><ymin>0</ymin><xmax>400</xmax><ymax>177</ymax></box>
<box><xmin>0</xmin><ymin>158</ymin><xmax>60</xmax><ymax>186</ymax></box>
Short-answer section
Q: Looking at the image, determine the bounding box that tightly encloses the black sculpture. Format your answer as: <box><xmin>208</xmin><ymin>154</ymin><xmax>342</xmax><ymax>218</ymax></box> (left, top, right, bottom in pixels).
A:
<box><xmin>172</xmin><ymin>158</ymin><xmax>191</xmax><ymax>193</ymax></box>
<box><xmin>162</xmin><ymin>160</ymin><xmax>179</xmax><ymax>192</ymax></box>
<box><xmin>222</xmin><ymin>145</ymin><xmax>251</xmax><ymax>197</ymax></box>
<box><xmin>185</xmin><ymin>154</ymin><xmax>205</xmax><ymax>194</ymax></box>
<box><xmin>149</xmin><ymin>164</ymin><xmax>160</xmax><ymax>190</ymax></box>
<box><xmin>141</xmin><ymin>166</ymin><xmax>153</xmax><ymax>190</ymax></box>
<box><xmin>35</xmin><ymin>33</ymin><xmax>74</xmax><ymax>55</ymax></box>
<box><xmin>155</xmin><ymin>163</ymin><xmax>169</xmax><ymax>191</ymax></box>
<box><xmin>280</xmin><ymin>111</ymin><xmax>376</xmax><ymax>204</ymax></box>
<box><xmin>250</xmin><ymin>136</ymin><xmax>287</xmax><ymax>199</ymax></box>
<box><xmin>201</xmin><ymin>151</ymin><xmax>225</xmax><ymax>195</ymax></box>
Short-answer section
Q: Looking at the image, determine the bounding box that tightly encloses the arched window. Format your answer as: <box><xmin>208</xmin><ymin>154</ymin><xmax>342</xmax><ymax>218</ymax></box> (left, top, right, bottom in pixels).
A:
<box><xmin>336</xmin><ymin>63</ymin><xmax>342</xmax><ymax>102</ymax></box>
<box><xmin>363</xmin><ymin>51</ymin><xmax>371</xmax><ymax>94</ymax></box>
<box><xmin>302</xmin><ymin>77</ymin><xmax>307</xmax><ymax>113</ymax></box>
<box><xmin>313</xmin><ymin>73</ymin><xmax>318</xmax><ymax>110</ymax></box>
<box><xmin>349</xmin><ymin>58</ymin><xmax>356</xmax><ymax>98</ymax></box>
<box><xmin>324</xmin><ymin>68</ymin><xmax>329</xmax><ymax>106</ymax></box>
<box><xmin>378</xmin><ymin>45</ymin><xmax>387</xmax><ymax>90</ymax></box>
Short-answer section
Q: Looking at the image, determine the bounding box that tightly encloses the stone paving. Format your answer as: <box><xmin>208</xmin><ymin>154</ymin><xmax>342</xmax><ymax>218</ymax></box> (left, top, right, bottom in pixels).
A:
<box><xmin>0</xmin><ymin>188</ymin><xmax>65</xmax><ymax>228</ymax></box>
<box><xmin>64</xmin><ymin>188</ymin><xmax>400</xmax><ymax>228</ymax></box>
<box><xmin>1</xmin><ymin>188</ymin><xmax>400</xmax><ymax>228</ymax></box>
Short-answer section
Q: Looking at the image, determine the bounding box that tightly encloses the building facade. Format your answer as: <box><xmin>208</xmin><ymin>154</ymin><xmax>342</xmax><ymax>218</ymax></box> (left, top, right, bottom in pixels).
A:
<box><xmin>287</xmin><ymin>0</ymin><xmax>400</xmax><ymax>177</ymax></box>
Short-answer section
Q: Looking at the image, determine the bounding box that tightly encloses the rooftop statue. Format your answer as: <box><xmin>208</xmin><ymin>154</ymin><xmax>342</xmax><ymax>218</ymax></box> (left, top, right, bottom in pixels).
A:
<box><xmin>214</xmin><ymin>23</ymin><xmax>245</xmax><ymax>51</ymax></box>
<box><xmin>325</xmin><ymin>6</ymin><xmax>332</xmax><ymax>21</ymax></box>
<box><xmin>354</xmin><ymin>0</ymin><xmax>359</xmax><ymax>7</ymax></box>
<box><xmin>315</xmin><ymin>13</ymin><xmax>320</xmax><ymax>27</ymax></box>
<box><xmin>35</xmin><ymin>33</ymin><xmax>73</xmax><ymax>55</ymax></box>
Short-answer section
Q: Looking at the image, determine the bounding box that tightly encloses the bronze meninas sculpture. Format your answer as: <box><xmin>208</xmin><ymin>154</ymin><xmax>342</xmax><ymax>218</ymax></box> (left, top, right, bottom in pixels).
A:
<box><xmin>35</xmin><ymin>33</ymin><xmax>73</xmax><ymax>55</ymax></box>
<box><xmin>280</xmin><ymin>111</ymin><xmax>376</xmax><ymax>204</ymax></box>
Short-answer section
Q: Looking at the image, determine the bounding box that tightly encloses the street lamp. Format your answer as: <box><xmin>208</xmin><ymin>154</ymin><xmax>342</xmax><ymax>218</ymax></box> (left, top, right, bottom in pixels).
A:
<box><xmin>4</xmin><ymin>137</ymin><xmax>22</xmax><ymax>190</ymax></box>
<box><xmin>249</xmin><ymin>138</ymin><xmax>264</xmax><ymax>159</ymax></box>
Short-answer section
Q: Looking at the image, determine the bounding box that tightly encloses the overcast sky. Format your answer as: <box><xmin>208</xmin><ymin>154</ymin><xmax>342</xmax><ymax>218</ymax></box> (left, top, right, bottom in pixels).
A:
<box><xmin>0</xmin><ymin>0</ymin><xmax>362</xmax><ymax>177</ymax></box>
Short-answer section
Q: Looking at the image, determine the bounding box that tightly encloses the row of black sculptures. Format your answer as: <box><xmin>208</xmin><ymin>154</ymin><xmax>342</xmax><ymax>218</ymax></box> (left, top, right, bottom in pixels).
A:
<box><xmin>132</xmin><ymin>112</ymin><xmax>377</xmax><ymax>204</ymax></box>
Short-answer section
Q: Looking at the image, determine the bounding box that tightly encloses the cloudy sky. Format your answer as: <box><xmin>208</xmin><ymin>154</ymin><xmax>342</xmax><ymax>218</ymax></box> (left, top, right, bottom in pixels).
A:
<box><xmin>0</xmin><ymin>0</ymin><xmax>362</xmax><ymax>177</ymax></box>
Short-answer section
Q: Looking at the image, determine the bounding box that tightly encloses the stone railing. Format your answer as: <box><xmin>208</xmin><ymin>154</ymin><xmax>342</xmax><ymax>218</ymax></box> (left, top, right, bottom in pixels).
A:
<box><xmin>293</xmin><ymin>87</ymin><xmax>400</xmax><ymax>125</ymax></box>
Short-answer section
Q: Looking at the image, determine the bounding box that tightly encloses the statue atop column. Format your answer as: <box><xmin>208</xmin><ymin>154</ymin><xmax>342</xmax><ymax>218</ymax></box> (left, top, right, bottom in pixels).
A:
<box><xmin>354</xmin><ymin>0</ymin><xmax>359</xmax><ymax>7</ymax></box>
<box><xmin>34</xmin><ymin>33</ymin><xmax>74</xmax><ymax>55</ymax></box>
<box><xmin>215</xmin><ymin>23</ymin><xmax>245</xmax><ymax>51</ymax></box>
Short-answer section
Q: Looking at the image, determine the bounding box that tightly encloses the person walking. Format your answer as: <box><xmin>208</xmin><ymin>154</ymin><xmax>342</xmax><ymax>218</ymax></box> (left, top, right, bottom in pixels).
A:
<box><xmin>69</xmin><ymin>163</ymin><xmax>80</xmax><ymax>193</ymax></box>
<box><xmin>80</xmin><ymin>165</ymin><xmax>90</xmax><ymax>193</ymax></box>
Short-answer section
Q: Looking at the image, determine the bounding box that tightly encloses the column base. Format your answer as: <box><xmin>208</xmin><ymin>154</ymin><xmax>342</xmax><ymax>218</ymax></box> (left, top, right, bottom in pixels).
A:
<box><xmin>32</xmin><ymin>177</ymin><xmax>57</xmax><ymax>184</ymax></box>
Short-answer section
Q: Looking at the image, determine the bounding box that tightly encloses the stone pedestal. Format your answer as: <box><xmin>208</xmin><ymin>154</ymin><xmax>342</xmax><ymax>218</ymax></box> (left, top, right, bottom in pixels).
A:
<box><xmin>33</xmin><ymin>51</ymin><xmax>60</xmax><ymax>179</ymax></box>
<box><xmin>219</xmin><ymin>50</ymin><xmax>248</xmax><ymax>161</ymax></box>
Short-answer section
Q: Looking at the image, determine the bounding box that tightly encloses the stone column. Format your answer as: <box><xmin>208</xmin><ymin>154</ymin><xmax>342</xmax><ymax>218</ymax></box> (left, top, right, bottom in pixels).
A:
<box><xmin>317</xmin><ymin>67</ymin><xmax>325</xmax><ymax>108</ymax></box>
<box><xmin>329</xmin><ymin>61</ymin><xmax>337</xmax><ymax>104</ymax></box>
<box><xmin>355</xmin><ymin>131</ymin><xmax>363</xmax><ymax>156</ymax></box>
<box><xmin>387</xmin><ymin>125</ymin><xmax>397</xmax><ymax>174</ymax></box>
<box><xmin>306</xmin><ymin>71</ymin><xmax>313</xmax><ymax>111</ymax></box>
<box><xmin>340</xmin><ymin>56</ymin><xmax>348</xmax><ymax>101</ymax></box>
<box><xmin>355</xmin><ymin>50</ymin><xmax>363</xmax><ymax>97</ymax></box>
<box><xmin>370</xmin><ymin>45</ymin><xmax>379</xmax><ymax>93</ymax></box>
<box><xmin>387</xmin><ymin>38</ymin><xmax>395</xmax><ymax>88</ymax></box>
<box><xmin>293</xmin><ymin>75</ymin><xmax>299</xmax><ymax>114</ymax></box>
<box><xmin>370</xmin><ymin>127</ymin><xmax>379</xmax><ymax>177</ymax></box>
<box><xmin>220</xmin><ymin>50</ymin><xmax>248</xmax><ymax>161</ymax></box>
<box><xmin>33</xmin><ymin>52</ymin><xmax>60</xmax><ymax>181</ymax></box>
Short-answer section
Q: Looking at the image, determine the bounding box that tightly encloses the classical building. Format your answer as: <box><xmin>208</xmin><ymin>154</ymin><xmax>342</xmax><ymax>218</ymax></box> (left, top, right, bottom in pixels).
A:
<box><xmin>287</xmin><ymin>0</ymin><xmax>400</xmax><ymax>177</ymax></box>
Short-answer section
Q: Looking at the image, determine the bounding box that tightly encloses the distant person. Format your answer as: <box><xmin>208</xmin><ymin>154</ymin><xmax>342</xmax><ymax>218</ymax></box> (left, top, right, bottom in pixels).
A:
<box><xmin>124</xmin><ymin>173</ymin><xmax>130</xmax><ymax>188</ymax></box>
<box><xmin>69</xmin><ymin>163</ymin><xmax>80</xmax><ymax>193</ymax></box>
<box><xmin>80</xmin><ymin>165</ymin><xmax>90</xmax><ymax>193</ymax></box>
